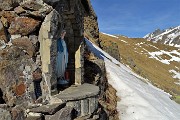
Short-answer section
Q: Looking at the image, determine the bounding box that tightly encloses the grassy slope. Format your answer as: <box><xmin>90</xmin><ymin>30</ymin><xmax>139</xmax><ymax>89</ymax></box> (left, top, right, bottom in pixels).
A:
<box><xmin>99</xmin><ymin>33</ymin><xmax>180</xmax><ymax>102</ymax></box>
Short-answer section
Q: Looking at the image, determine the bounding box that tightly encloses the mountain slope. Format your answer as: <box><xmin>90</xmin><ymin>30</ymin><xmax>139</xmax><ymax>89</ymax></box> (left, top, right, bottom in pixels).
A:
<box><xmin>99</xmin><ymin>33</ymin><xmax>180</xmax><ymax>103</ymax></box>
<box><xmin>144</xmin><ymin>26</ymin><xmax>180</xmax><ymax>47</ymax></box>
<box><xmin>85</xmin><ymin>38</ymin><xmax>180</xmax><ymax>120</ymax></box>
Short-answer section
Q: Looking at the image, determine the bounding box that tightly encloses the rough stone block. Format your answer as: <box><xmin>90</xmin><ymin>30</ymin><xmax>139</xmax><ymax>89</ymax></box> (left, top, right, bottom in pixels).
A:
<box><xmin>12</xmin><ymin>37</ymin><xmax>35</xmax><ymax>57</ymax></box>
<box><xmin>29</xmin><ymin>102</ymin><xmax>66</xmax><ymax>115</ymax></box>
<box><xmin>0</xmin><ymin>0</ymin><xmax>23</xmax><ymax>10</ymax></box>
<box><xmin>20</xmin><ymin>1</ymin><xmax>43</xmax><ymax>11</ymax></box>
<box><xmin>14</xmin><ymin>6</ymin><xmax>26</xmax><ymax>14</ymax></box>
<box><xmin>11</xmin><ymin>107</ymin><xmax>25</xmax><ymax>120</ymax></box>
<box><xmin>67</xmin><ymin>101</ymin><xmax>81</xmax><ymax>117</ymax></box>
<box><xmin>81</xmin><ymin>99</ymin><xmax>89</xmax><ymax>116</ymax></box>
<box><xmin>89</xmin><ymin>97</ymin><xmax>97</xmax><ymax>114</ymax></box>
<box><xmin>0</xmin><ymin>108</ymin><xmax>11</xmax><ymax>120</ymax></box>
<box><xmin>75</xmin><ymin>68</ymin><xmax>82</xmax><ymax>85</ymax></box>
<box><xmin>45</xmin><ymin>107</ymin><xmax>73</xmax><ymax>120</ymax></box>
<box><xmin>0</xmin><ymin>11</ymin><xmax>17</xmax><ymax>25</ymax></box>
<box><xmin>0</xmin><ymin>21</ymin><xmax>8</xmax><ymax>43</ymax></box>
<box><xmin>8</xmin><ymin>17</ymin><xmax>40</xmax><ymax>36</ymax></box>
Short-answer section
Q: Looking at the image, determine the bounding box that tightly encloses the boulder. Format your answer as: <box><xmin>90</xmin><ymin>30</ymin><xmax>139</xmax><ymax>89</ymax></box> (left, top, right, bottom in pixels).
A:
<box><xmin>12</xmin><ymin>37</ymin><xmax>35</xmax><ymax>57</ymax></box>
<box><xmin>8</xmin><ymin>17</ymin><xmax>40</xmax><ymax>36</ymax></box>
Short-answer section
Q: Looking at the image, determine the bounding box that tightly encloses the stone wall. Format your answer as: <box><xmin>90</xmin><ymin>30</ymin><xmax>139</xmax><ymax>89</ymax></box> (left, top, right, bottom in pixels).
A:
<box><xmin>0</xmin><ymin>0</ymin><xmax>93</xmax><ymax>103</ymax></box>
<box><xmin>0</xmin><ymin>0</ymin><xmax>106</xmax><ymax>120</ymax></box>
<box><xmin>0</xmin><ymin>0</ymin><xmax>54</xmax><ymax>106</ymax></box>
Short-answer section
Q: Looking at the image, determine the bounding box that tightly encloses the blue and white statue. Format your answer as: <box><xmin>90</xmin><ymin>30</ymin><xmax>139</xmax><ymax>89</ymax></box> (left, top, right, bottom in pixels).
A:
<box><xmin>56</xmin><ymin>30</ymin><xmax>69</xmax><ymax>85</ymax></box>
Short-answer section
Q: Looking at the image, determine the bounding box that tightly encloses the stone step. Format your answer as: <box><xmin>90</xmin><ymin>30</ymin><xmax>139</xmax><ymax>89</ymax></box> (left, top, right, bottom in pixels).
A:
<box><xmin>54</xmin><ymin>83</ymin><xmax>99</xmax><ymax>101</ymax></box>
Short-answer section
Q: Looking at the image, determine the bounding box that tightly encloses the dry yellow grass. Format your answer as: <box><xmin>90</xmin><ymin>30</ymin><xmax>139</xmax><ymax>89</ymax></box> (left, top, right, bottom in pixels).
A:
<box><xmin>100</xmin><ymin>33</ymin><xmax>180</xmax><ymax>99</ymax></box>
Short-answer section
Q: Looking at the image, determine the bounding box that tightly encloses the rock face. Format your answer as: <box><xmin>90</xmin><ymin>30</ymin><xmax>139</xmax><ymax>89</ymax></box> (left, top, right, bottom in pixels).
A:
<box><xmin>84</xmin><ymin>0</ymin><xmax>100</xmax><ymax>46</ymax></box>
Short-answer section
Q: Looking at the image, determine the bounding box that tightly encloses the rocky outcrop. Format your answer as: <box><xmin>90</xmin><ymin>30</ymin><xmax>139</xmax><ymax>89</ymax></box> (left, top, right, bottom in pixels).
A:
<box><xmin>84</xmin><ymin>0</ymin><xmax>100</xmax><ymax>46</ymax></box>
<box><xmin>100</xmin><ymin>40</ymin><xmax>120</xmax><ymax>61</ymax></box>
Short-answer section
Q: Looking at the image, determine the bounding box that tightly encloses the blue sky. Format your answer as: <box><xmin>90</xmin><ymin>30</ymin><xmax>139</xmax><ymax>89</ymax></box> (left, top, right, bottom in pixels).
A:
<box><xmin>91</xmin><ymin>0</ymin><xmax>180</xmax><ymax>37</ymax></box>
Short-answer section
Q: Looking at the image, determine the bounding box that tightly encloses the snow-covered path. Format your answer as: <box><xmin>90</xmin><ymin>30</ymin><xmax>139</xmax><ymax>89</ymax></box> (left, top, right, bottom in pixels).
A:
<box><xmin>85</xmin><ymin>38</ymin><xmax>180</xmax><ymax>120</ymax></box>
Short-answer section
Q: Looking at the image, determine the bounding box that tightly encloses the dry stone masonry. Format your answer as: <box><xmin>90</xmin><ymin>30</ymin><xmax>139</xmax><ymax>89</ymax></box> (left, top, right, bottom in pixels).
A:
<box><xmin>0</xmin><ymin>0</ymin><xmax>114</xmax><ymax>119</ymax></box>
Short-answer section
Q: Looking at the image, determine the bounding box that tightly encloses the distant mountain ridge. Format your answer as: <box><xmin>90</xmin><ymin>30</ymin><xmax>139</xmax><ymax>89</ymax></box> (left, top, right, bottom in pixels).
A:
<box><xmin>143</xmin><ymin>26</ymin><xmax>180</xmax><ymax>47</ymax></box>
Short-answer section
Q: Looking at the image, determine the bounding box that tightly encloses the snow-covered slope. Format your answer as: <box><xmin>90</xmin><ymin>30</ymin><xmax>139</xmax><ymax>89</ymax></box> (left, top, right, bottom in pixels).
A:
<box><xmin>85</xmin><ymin>38</ymin><xmax>180</xmax><ymax>120</ymax></box>
<box><xmin>144</xmin><ymin>26</ymin><xmax>180</xmax><ymax>47</ymax></box>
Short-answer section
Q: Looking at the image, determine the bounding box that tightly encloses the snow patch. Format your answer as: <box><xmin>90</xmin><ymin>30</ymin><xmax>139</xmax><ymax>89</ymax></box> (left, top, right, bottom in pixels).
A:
<box><xmin>101</xmin><ymin>32</ymin><xmax>119</xmax><ymax>38</ymax></box>
<box><xmin>148</xmin><ymin>50</ymin><xmax>180</xmax><ymax>64</ymax></box>
<box><xmin>85</xmin><ymin>38</ymin><xmax>180</xmax><ymax>120</ymax></box>
<box><xmin>169</xmin><ymin>70</ymin><xmax>180</xmax><ymax>85</ymax></box>
<box><xmin>120</xmin><ymin>40</ymin><xmax>128</xmax><ymax>43</ymax></box>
